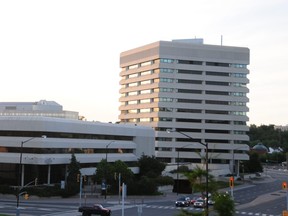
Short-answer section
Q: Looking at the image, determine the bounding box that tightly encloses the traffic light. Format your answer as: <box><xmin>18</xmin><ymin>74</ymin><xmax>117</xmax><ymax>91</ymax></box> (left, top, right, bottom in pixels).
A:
<box><xmin>77</xmin><ymin>174</ymin><xmax>80</xmax><ymax>182</ymax></box>
<box><xmin>35</xmin><ymin>178</ymin><xmax>38</xmax><ymax>186</ymax></box>
<box><xmin>24</xmin><ymin>193</ymin><xmax>29</xmax><ymax>200</ymax></box>
<box><xmin>282</xmin><ymin>181</ymin><xmax>287</xmax><ymax>190</ymax></box>
<box><xmin>229</xmin><ymin>176</ymin><xmax>234</xmax><ymax>188</ymax></box>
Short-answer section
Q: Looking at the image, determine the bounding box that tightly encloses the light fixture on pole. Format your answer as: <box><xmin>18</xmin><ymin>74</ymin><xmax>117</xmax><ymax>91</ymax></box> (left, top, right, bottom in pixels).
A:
<box><xmin>172</xmin><ymin>142</ymin><xmax>194</xmax><ymax>195</ymax></box>
<box><xmin>16</xmin><ymin>135</ymin><xmax>46</xmax><ymax>216</ymax></box>
<box><xmin>167</xmin><ymin>129</ymin><xmax>209</xmax><ymax>216</ymax></box>
<box><xmin>104</xmin><ymin>141</ymin><xmax>115</xmax><ymax>199</ymax></box>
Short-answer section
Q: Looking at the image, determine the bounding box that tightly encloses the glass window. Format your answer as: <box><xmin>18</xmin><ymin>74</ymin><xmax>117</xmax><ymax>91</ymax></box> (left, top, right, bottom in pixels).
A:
<box><xmin>128</xmin><ymin>73</ymin><xmax>138</xmax><ymax>78</ymax></box>
<box><xmin>128</xmin><ymin>82</ymin><xmax>138</xmax><ymax>87</ymax></box>
<box><xmin>139</xmin><ymin>99</ymin><xmax>151</xmax><ymax>104</ymax></box>
<box><xmin>139</xmin><ymin>118</ymin><xmax>151</xmax><ymax>122</ymax></box>
<box><xmin>128</xmin><ymin>64</ymin><xmax>138</xmax><ymax>69</ymax></box>
<box><xmin>178</xmin><ymin>79</ymin><xmax>202</xmax><ymax>84</ymax></box>
<box><xmin>178</xmin><ymin>60</ymin><xmax>202</xmax><ymax>65</ymax></box>
<box><xmin>140</xmin><ymin>80</ymin><xmax>152</xmax><ymax>85</ymax></box>
<box><xmin>230</xmin><ymin>64</ymin><xmax>247</xmax><ymax>69</ymax></box>
<box><xmin>206</xmin><ymin>62</ymin><xmax>229</xmax><ymax>67</ymax></box>
<box><xmin>160</xmin><ymin>68</ymin><xmax>174</xmax><ymax>73</ymax></box>
<box><xmin>206</xmin><ymin>81</ymin><xmax>230</xmax><ymax>86</ymax></box>
<box><xmin>160</xmin><ymin>58</ymin><xmax>174</xmax><ymax>63</ymax></box>
<box><xmin>140</xmin><ymin>70</ymin><xmax>153</xmax><ymax>76</ymax></box>
<box><xmin>128</xmin><ymin>91</ymin><xmax>138</xmax><ymax>96</ymax></box>
<box><xmin>160</xmin><ymin>78</ymin><xmax>173</xmax><ymax>83</ymax></box>
<box><xmin>139</xmin><ymin>108</ymin><xmax>151</xmax><ymax>113</ymax></box>
<box><xmin>140</xmin><ymin>89</ymin><xmax>151</xmax><ymax>94</ymax></box>
<box><xmin>159</xmin><ymin>88</ymin><xmax>173</xmax><ymax>92</ymax></box>
<box><xmin>140</xmin><ymin>61</ymin><xmax>152</xmax><ymax>67</ymax></box>
<box><xmin>206</xmin><ymin>71</ymin><xmax>229</xmax><ymax>77</ymax></box>
<box><xmin>127</xmin><ymin>100</ymin><xmax>137</xmax><ymax>105</ymax></box>
<box><xmin>128</xmin><ymin>109</ymin><xmax>138</xmax><ymax>113</ymax></box>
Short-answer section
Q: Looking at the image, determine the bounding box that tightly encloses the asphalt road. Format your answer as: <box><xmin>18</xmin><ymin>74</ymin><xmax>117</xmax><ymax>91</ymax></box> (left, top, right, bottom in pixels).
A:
<box><xmin>1</xmin><ymin>167</ymin><xmax>287</xmax><ymax>216</ymax></box>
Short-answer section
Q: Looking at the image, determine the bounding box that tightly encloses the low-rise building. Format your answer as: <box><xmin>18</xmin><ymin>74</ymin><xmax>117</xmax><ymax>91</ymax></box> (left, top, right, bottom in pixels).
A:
<box><xmin>0</xmin><ymin>100</ymin><xmax>154</xmax><ymax>186</ymax></box>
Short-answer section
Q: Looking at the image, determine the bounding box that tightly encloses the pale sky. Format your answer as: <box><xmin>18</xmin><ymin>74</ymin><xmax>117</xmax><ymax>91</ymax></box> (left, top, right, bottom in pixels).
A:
<box><xmin>0</xmin><ymin>0</ymin><xmax>287</xmax><ymax>126</ymax></box>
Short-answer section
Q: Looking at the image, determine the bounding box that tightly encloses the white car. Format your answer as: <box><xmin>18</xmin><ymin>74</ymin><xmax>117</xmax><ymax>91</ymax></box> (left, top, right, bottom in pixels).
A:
<box><xmin>193</xmin><ymin>198</ymin><xmax>206</xmax><ymax>208</ymax></box>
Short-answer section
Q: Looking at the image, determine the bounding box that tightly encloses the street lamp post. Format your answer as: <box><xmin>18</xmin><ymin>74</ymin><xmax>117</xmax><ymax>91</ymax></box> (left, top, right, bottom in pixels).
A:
<box><xmin>16</xmin><ymin>135</ymin><xmax>46</xmax><ymax>216</ymax></box>
<box><xmin>104</xmin><ymin>141</ymin><xmax>115</xmax><ymax>199</ymax></box>
<box><xmin>167</xmin><ymin>129</ymin><xmax>209</xmax><ymax>216</ymax></box>
<box><xmin>176</xmin><ymin>143</ymin><xmax>194</xmax><ymax>195</ymax></box>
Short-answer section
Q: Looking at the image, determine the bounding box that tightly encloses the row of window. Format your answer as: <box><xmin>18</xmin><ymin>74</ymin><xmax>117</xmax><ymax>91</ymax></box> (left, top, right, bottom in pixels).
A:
<box><xmin>125</xmin><ymin>68</ymin><xmax>247</xmax><ymax>79</ymax></box>
<box><xmin>121</xmin><ymin>117</ymin><xmax>247</xmax><ymax>123</ymax></box>
<box><xmin>0</xmin><ymin>131</ymin><xmax>134</xmax><ymax>141</ymax></box>
<box><xmin>121</xmin><ymin>88</ymin><xmax>247</xmax><ymax>98</ymax></box>
<box><xmin>123</xmin><ymin>78</ymin><xmax>247</xmax><ymax>88</ymax></box>
<box><xmin>121</xmin><ymin>97</ymin><xmax>247</xmax><ymax>106</ymax></box>
<box><xmin>124</xmin><ymin>59</ymin><xmax>247</xmax><ymax>71</ymax></box>
<box><xmin>0</xmin><ymin>147</ymin><xmax>132</xmax><ymax>154</ymax></box>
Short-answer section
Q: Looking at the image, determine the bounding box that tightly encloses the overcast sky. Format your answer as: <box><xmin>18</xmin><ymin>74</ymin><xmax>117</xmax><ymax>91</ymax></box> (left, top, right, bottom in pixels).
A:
<box><xmin>0</xmin><ymin>0</ymin><xmax>287</xmax><ymax>126</ymax></box>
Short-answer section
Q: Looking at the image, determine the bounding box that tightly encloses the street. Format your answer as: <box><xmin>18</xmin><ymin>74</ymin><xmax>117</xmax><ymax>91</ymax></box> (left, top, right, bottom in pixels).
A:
<box><xmin>0</xmin><ymin>168</ymin><xmax>287</xmax><ymax>216</ymax></box>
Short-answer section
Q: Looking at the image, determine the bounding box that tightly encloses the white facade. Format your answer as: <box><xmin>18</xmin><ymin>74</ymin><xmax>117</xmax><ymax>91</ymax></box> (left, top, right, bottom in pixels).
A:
<box><xmin>0</xmin><ymin>101</ymin><xmax>154</xmax><ymax>186</ymax></box>
<box><xmin>119</xmin><ymin>39</ymin><xmax>250</xmax><ymax>176</ymax></box>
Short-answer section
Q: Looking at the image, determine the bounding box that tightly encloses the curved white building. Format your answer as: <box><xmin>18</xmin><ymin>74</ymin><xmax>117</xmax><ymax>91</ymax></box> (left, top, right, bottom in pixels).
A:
<box><xmin>0</xmin><ymin>101</ymin><xmax>154</xmax><ymax>186</ymax></box>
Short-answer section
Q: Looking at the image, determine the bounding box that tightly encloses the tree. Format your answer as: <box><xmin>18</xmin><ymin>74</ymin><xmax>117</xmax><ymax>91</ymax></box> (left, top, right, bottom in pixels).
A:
<box><xmin>67</xmin><ymin>153</ymin><xmax>81</xmax><ymax>183</ymax></box>
<box><xmin>213</xmin><ymin>193</ymin><xmax>235</xmax><ymax>216</ymax></box>
<box><xmin>65</xmin><ymin>153</ymin><xmax>81</xmax><ymax>196</ymax></box>
<box><xmin>176</xmin><ymin>209</ymin><xmax>202</xmax><ymax>216</ymax></box>
<box><xmin>184</xmin><ymin>166</ymin><xmax>217</xmax><ymax>196</ymax></box>
<box><xmin>243</xmin><ymin>152</ymin><xmax>263</xmax><ymax>173</ymax></box>
<box><xmin>138</xmin><ymin>155</ymin><xmax>166</xmax><ymax>178</ymax></box>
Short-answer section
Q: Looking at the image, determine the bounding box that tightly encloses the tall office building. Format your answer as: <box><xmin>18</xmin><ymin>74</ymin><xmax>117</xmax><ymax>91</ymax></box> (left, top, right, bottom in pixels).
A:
<box><xmin>119</xmin><ymin>39</ymin><xmax>250</xmax><ymax>175</ymax></box>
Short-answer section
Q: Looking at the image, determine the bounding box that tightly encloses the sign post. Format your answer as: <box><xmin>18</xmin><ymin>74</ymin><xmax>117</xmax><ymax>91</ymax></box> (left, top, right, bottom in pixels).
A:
<box><xmin>283</xmin><ymin>181</ymin><xmax>288</xmax><ymax>211</ymax></box>
<box><xmin>230</xmin><ymin>176</ymin><xmax>234</xmax><ymax>199</ymax></box>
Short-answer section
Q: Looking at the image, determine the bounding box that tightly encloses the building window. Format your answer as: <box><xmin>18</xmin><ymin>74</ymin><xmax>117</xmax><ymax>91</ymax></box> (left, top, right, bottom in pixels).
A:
<box><xmin>178</xmin><ymin>69</ymin><xmax>202</xmax><ymax>75</ymax></box>
<box><xmin>177</xmin><ymin>99</ymin><xmax>202</xmax><ymax>104</ymax></box>
<box><xmin>230</xmin><ymin>64</ymin><xmax>247</xmax><ymax>69</ymax></box>
<box><xmin>139</xmin><ymin>108</ymin><xmax>151</xmax><ymax>113</ymax></box>
<box><xmin>160</xmin><ymin>58</ymin><xmax>174</xmax><ymax>63</ymax></box>
<box><xmin>177</xmin><ymin>108</ymin><xmax>201</xmax><ymax>113</ymax></box>
<box><xmin>139</xmin><ymin>99</ymin><xmax>151</xmax><ymax>104</ymax></box>
<box><xmin>128</xmin><ymin>73</ymin><xmax>138</xmax><ymax>78</ymax></box>
<box><xmin>128</xmin><ymin>100</ymin><xmax>138</xmax><ymax>105</ymax></box>
<box><xmin>205</xmin><ymin>90</ymin><xmax>229</xmax><ymax>96</ymax></box>
<box><xmin>205</xmin><ymin>100</ymin><xmax>230</xmax><ymax>105</ymax></box>
<box><xmin>140</xmin><ymin>70</ymin><xmax>153</xmax><ymax>76</ymax></box>
<box><xmin>128</xmin><ymin>91</ymin><xmax>138</xmax><ymax>96</ymax></box>
<box><xmin>206</xmin><ymin>81</ymin><xmax>230</xmax><ymax>86</ymax></box>
<box><xmin>140</xmin><ymin>80</ymin><xmax>152</xmax><ymax>85</ymax></box>
<box><xmin>160</xmin><ymin>68</ymin><xmax>174</xmax><ymax>73</ymax></box>
<box><xmin>206</xmin><ymin>71</ymin><xmax>229</xmax><ymax>77</ymax></box>
<box><xmin>205</xmin><ymin>110</ymin><xmax>229</xmax><ymax>115</ymax></box>
<box><xmin>178</xmin><ymin>60</ymin><xmax>202</xmax><ymax>65</ymax></box>
<box><xmin>139</xmin><ymin>118</ymin><xmax>151</xmax><ymax>122</ymax></box>
<box><xmin>232</xmin><ymin>92</ymin><xmax>246</xmax><ymax>97</ymax></box>
<box><xmin>232</xmin><ymin>73</ymin><xmax>247</xmax><ymax>78</ymax></box>
<box><xmin>128</xmin><ymin>82</ymin><xmax>138</xmax><ymax>87</ymax></box>
<box><xmin>128</xmin><ymin>64</ymin><xmax>139</xmax><ymax>70</ymax></box>
<box><xmin>140</xmin><ymin>61</ymin><xmax>153</xmax><ymax>67</ymax></box>
<box><xmin>178</xmin><ymin>89</ymin><xmax>202</xmax><ymax>94</ymax></box>
<box><xmin>206</xmin><ymin>62</ymin><xmax>229</xmax><ymax>67</ymax></box>
<box><xmin>178</xmin><ymin>79</ymin><xmax>202</xmax><ymax>84</ymax></box>
<box><xmin>140</xmin><ymin>89</ymin><xmax>151</xmax><ymax>94</ymax></box>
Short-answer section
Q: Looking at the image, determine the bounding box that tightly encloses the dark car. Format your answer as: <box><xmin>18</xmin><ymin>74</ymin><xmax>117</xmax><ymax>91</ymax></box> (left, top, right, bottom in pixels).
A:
<box><xmin>78</xmin><ymin>204</ymin><xmax>111</xmax><ymax>216</ymax></box>
<box><xmin>175</xmin><ymin>196</ymin><xmax>191</xmax><ymax>207</ymax></box>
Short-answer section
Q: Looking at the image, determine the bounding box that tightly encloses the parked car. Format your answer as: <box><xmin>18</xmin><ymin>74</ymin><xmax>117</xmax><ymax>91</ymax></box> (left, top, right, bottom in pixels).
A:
<box><xmin>175</xmin><ymin>196</ymin><xmax>191</xmax><ymax>207</ymax></box>
<box><xmin>78</xmin><ymin>204</ymin><xmax>111</xmax><ymax>216</ymax></box>
<box><xmin>193</xmin><ymin>198</ymin><xmax>206</xmax><ymax>208</ymax></box>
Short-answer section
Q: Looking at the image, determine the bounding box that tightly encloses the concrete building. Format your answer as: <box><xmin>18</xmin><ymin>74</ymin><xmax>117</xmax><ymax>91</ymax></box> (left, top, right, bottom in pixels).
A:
<box><xmin>0</xmin><ymin>101</ymin><xmax>154</xmax><ymax>186</ymax></box>
<box><xmin>119</xmin><ymin>39</ymin><xmax>250</xmax><ymax>176</ymax></box>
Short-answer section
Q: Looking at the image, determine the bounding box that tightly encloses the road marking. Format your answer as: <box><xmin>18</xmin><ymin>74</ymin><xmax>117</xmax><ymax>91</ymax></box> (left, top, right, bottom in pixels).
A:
<box><xmin>235</xmin><ymin>211</ymin><xmax>281</xmax><ymax>216</ymax></box>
